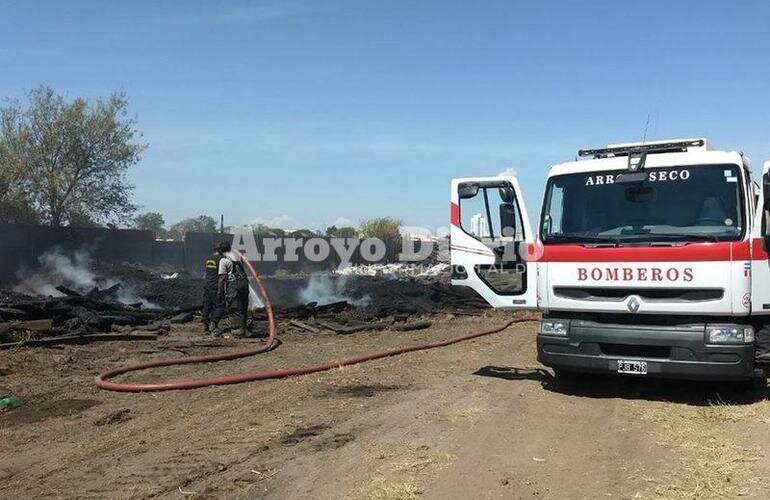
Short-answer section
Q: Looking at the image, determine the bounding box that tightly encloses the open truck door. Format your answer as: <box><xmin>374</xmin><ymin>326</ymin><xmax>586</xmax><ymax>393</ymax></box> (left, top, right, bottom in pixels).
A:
<box><xmin>450</xmin><ymin>175</ymin><xmax>538</xmax><ymax>309</ymax></box>
<box><xmin>752</xmin><ymin>160</ymin><xmax>770</xmax><ymax>314</ymax></box>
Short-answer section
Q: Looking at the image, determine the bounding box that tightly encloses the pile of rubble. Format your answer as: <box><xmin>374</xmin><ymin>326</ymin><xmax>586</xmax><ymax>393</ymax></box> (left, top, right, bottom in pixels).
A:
<box><xmin>0</xmin><ymin>287</ymin><xmax>192</xmax><ymax>348</ymax></box>
<box><xmin>255</xmin><ymin>275</ymin><xmax>489</xmax><ymax>336</ymax></box>
<box><xmin>1</xmin><ymin>256</ymin><xmax>490</xmax><ymax>347</ymax></box>
<box><xmin>336</xmin><ymin>263</ymin><xmax>450</xmax><ymax>278</ymax></box>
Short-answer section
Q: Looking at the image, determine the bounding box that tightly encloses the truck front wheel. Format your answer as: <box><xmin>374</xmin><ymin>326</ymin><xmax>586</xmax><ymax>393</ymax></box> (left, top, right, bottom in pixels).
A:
<box><xmin>553</xmin><ymin>368</ymin><xmax>588</xmax><ymax>383</ymax></box>
<box><xmin>736</xmin><ymin>369</ymin><xmax>767</xmax><ymax>396</ymax></box>
<box><xmin>754</xmin><ymin>325</ymin><xmax>770</xmax><ymax>364</ymax></box>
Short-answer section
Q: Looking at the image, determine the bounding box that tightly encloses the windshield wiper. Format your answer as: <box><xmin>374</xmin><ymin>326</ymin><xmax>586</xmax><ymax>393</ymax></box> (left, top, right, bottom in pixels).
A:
<box><xmin>545</xmin><ymin>234</ymin><xmax>621</xmax><ymax>246</ymax></box>
<box><xmin>644</xmin><ymin>233</ymin><xmax>721</xmax><ymax>243</ymax></box>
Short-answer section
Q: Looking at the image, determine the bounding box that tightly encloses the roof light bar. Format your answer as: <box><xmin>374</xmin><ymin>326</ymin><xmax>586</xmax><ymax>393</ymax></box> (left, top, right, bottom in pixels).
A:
<box><xmin>627</xmin><ymin>150</ymin><xmax>647</xmax><ymax>171</ymax></box>
<box><xmin>578</xmin><ymin>139</ymin><xmax>705</xmax><ymax>159</ymax></box>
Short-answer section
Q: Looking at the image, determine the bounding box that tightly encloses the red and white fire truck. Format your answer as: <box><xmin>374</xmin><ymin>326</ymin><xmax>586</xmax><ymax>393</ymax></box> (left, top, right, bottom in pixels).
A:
<box><xmin>450</xmin><ymin>138</ymin><xmax>770</xmax><ymax>382</ymax></box>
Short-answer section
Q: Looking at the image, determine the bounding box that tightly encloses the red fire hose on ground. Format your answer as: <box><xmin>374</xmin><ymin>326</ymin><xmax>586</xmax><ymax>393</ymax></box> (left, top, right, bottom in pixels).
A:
<box><xmin>95</xmin><ymin>258</ymin><xmax>535</xmax><ymax>392</ymax></box>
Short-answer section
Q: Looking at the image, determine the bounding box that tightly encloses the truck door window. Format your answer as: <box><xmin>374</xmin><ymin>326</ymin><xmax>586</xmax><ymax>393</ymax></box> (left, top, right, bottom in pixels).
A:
<box><xmin>542</xmin><ymin>184</ymin><xmax>564</xmax><ymax>237</ymax></box>
<box><xmin>458</xmin><ymin>181</ymin><xmax>526</xmax><ymax>294</ymax></box>
<box><xmin>458</xmin><ymin>183</ymin><xmax>523</xmax><ymax>242</ymax></box>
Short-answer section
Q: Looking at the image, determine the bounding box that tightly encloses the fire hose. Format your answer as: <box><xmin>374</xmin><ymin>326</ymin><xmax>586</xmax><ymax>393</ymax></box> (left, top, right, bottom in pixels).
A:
<box><xmin>95</xmin><ymin>258</ymin><xmax>535</xmax><ymax>392</ymax></box>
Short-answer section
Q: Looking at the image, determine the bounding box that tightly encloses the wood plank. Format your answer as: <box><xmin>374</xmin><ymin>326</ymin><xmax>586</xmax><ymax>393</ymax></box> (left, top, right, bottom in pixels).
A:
<box><xmin>0</xmin><ymin>319</ymin><xmax>54</xmax><ymax>336</ymax></box>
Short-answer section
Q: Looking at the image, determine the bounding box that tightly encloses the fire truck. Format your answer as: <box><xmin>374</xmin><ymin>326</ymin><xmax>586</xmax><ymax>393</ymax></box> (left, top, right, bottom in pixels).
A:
<box><xmin>450</xmin><ymin>138</ymin><xmax>770</xmax><ymax>383</ymax></box>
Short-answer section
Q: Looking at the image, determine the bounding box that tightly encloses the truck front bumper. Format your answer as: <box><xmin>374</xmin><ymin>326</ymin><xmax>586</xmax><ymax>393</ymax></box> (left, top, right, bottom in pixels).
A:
<box><xmin>537</xmin><ymin>318</ymin><xmax>755</xmax><ymax>381</ymax></box>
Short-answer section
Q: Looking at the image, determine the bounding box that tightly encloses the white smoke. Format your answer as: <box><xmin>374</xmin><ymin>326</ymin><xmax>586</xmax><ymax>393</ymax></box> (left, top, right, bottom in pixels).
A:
<box><xmin>14</xmin><ymin>247</ymin><xmax>157</xmax><ymax>308</ymax></box>
<box><xmin>248</xmin><ymin>285</ymin><xmax>264</xmax><ymax>310</ymax></box>
<box><xmin>298</xmin><ymin>274</ymin><xmax>370</xmax><ymax>307</ymax></box>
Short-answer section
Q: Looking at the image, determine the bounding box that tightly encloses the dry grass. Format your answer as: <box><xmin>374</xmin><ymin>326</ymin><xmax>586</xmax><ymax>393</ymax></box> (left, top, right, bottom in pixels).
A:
<box><xmin>366</xmin><ymin>481</ymin><xmax>424</xmax><ymax>500</ymax></box>
<box><xmin>636</xmin><ymin>399</ymin><xmax>768</xmax><ymax>499</ymax></box>
<box><xmin>344</xmin><ymin>446</ymin><xmax>456</xmax><ymax>500</ymax></box>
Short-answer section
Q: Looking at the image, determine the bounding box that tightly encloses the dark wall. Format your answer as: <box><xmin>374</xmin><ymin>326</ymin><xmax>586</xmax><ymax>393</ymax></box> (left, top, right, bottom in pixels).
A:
<box><xmin>0</xmin><ymin>223</ymin><xmax>157</xmax><ymax>283</ymax></box>
<box><xmin>182</xmin><ymin>233</ymin><xmax>392</xmax><ymax>276</ymax></box>
<box><xmin>0</xmin><ymin>224</ymin><xmax>35</xmax><ymax>282</ymax></box>
<box><xmin>0</xmin><ymin>223</ymin><xmax>398</xmax><ymax>283</ymax></box>
<box><xmin>152</xmin><ymin>240</ymin><xmax>185</xmax><ymax>269</ymax></box>
<box><xmin>183</xmin><ymin>232</ymin><xmax>219</xmax><ymax>275</ymax></box>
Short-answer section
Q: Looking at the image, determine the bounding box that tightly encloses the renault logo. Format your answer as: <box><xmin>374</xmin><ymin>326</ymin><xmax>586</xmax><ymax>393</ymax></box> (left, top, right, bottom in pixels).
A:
<box><xmin>627</xmin><ymin>296</ymin><xmax>641</xmax><ymax>313</ymax></box>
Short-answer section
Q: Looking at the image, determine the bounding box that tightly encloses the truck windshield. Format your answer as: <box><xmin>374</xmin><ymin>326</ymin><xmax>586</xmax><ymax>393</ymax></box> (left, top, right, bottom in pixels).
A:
<box><xmin>540</xmin><ymin>164</ymin><xmax>745</xmax><ymax>244</ymax></box>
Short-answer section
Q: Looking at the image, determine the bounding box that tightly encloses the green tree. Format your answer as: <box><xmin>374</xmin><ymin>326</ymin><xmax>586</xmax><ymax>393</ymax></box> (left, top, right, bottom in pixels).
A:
<box><xmin>288</xmin><ymin>228</ymin><xmax>320</xmax><ymax>238</ymax></box>
<box><xmin>134</xmin><ymin>211</ymin><xmax>166</xmax><ymax>236</ymax></box>
<box><xmin>67</xmin><ymin>210</ymin><xmax>102</xmax><ymax>228</ymax></box>
<box><xmin>0</xmin><ymin>185</ymin><xmax>38</xmax><ymax>224</ymax></box>
<box><xmin>169</xmin><ymin>215</ymin><xmax>218</xmax><ymax>239</ymax></box>
<box><xmin>325</xmin><ymin>225</ymin><xmax>358</xmax><ymax>238</ymax></box>
<box><xmin>359</xmin><ymin>217</ymin><xmax>403</xmax><ymax>261</ymax></box>
<box><xmin>251</xmin><ymin>223</ymin><xmax>284</xmax><ymax>237</ymax></box>
<box><xmin>0</xmin><ymin>86</ymin><xmax>146</xmax><ymax>226</ymax></box>
<box><xmin>0</xmin><ymin>103</ymin><xmax>42</xmax><ymax>224</ymax></box>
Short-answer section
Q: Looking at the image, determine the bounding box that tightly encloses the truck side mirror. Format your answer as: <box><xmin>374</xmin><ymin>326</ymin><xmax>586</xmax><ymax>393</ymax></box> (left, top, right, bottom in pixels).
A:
<box><xmin>500</xmin><ymin>203</ymin><xmax>517</xmax><ymax>238</ymax></box>
<box><xmin>764</xmin><ymin>172</ymin><xmax>770</xmax><ymax>204</ymax></box>
<box><xmin>499</xmin><ymin>185</ymin><xmax>515</xmax><ymax>204</ymax></box>
<box><xmin>458</xmin><ymin>183</ymin><xmax>480</xmax><ymax>199</ymax></box>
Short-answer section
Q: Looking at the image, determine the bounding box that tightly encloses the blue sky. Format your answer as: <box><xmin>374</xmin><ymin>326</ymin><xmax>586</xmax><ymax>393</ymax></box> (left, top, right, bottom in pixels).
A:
<box><xmin>2</xmin><ymin>0</ymin><xmax>770</xmax><ymax>231</ymax></box>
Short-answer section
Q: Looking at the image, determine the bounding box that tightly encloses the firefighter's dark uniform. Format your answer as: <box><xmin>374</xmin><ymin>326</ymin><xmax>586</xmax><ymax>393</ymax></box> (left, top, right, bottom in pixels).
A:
<box><xmin>225</xmin><ymin>258</ymin><xmax>250</xmax><ymax>336</ymax></box>
<box><xmin>202</xmin><ymin>252</ymin><xmax>224</xmax><ymax>332</ymax></box>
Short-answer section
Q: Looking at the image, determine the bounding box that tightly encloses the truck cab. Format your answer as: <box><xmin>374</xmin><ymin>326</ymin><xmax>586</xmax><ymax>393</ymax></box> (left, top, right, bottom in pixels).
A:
<box><xmin>450</xmin><ymin>138</ymin><xmax>770</xmax><ymax>381</ymax></box>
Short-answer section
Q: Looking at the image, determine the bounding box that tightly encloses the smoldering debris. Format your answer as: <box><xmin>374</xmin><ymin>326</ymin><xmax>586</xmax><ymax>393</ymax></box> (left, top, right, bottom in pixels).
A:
<box><xmin>0</xmin><ymin>294</ymin><xmax>182</xmax><ymax>348</ymax></box>
<box><xmin>299</xmin><ymin>274</ymin><xmax>371</xmax><ymax>307</ymax></box>
<box><xmin>1</xmin><ymin>254</ymin><xmax>491</xmax><ymax>347</ymax></box>
<box><xmin>14</xmin><ymin>248</ymin><xmax>158</xmax><ymax>308</ymax></box>
<box><xmin>1</xmin><ymin>249</ymin><xmax>196</xmax><ymax>346</ymax></box>
<box><xmin>253</xmin><ymin>270</ymin><xmax>490</xmax><ymax>336</ymax></box>
<box><xmin>293</xmin><ymin>271</ymin><xmax>486</xmax><ymax>315</ymax></box>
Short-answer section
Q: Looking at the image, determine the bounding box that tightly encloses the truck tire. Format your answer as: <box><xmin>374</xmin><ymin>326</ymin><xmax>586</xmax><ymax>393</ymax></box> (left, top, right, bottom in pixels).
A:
<box><xmin>553</xmin><ymin>368</ymin><xmax>586</xmax><ymax>383</ymax></box>
<box><xmin>734</xmin><ymin>368</ymin><xmax>767</xmax><ymax>397</ymax></box>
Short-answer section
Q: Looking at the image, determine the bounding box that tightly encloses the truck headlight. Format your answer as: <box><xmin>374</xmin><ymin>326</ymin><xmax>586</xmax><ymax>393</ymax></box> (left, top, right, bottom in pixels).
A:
<box><xmin>706</xmin><ymin>325</ymin><xmax>754</xmax><ymax>344</ymax></box>
<box><xmin>539</xmin><ymin>319</ymin><xmax>569</xmax><ymax>336</ymax></box>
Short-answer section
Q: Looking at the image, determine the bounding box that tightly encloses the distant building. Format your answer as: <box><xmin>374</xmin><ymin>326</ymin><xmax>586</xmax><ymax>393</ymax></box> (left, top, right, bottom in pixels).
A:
<box><xmin>470</xmin><ymin>213</ymin><xmax>488</xmax><ymax>237</ymax></box>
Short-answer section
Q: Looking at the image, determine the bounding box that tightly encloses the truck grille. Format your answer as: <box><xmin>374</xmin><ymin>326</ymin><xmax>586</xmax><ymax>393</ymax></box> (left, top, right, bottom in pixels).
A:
<box><xmin>553</xmin><ymin>287</ymin><xmax>723</xmax><ymax>302</ymax></box>
<box><xmin>599</xmin><ymin>343</ymin><xmax>671</xmax><ymax>359</ymax></box>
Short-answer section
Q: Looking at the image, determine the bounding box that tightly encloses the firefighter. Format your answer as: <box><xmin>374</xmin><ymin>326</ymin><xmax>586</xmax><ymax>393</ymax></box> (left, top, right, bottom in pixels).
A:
<box><xmin>201</xmin><ymin>241</ymin><xmax>227</xmax><ymax>334</ymax></box>
<box><xmin>217</xmin><ymin>241</ymin><xmax>250</xmax><ymax>338</ymax></box>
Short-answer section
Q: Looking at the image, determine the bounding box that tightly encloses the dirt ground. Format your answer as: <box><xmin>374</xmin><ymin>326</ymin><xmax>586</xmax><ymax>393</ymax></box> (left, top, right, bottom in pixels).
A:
<box><xmin>2</xmin><ymin>311</ymin><xmax>770</xmax><ymax>499</ymax></box>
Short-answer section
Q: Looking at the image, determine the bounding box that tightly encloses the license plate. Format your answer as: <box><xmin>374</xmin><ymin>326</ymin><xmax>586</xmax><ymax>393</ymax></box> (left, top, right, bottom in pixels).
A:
<box><xmin>616</xmin><ymin>360</ymin><xmax>647</xmax><ymax>375</ymax></box>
